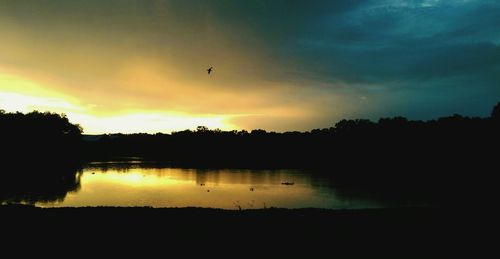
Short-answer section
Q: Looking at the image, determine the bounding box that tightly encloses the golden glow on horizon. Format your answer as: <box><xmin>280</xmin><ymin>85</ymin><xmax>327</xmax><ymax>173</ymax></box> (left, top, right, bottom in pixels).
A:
<box><xmin>0</xmin><ymin>67</ymin><xmax>332</xmax><ymax>133</ymax></box>
<box><xmin>0</xmin><ymin>72</ymin><xmax>235</xmax><ymax>134</ymax></box>
<box><xmin>70</xmin><ymin>112</ymin><xmax>234</xmax><ymax>134</ymax></box>
<box><xmin>0</xmin><ymin>71</ymin><xmax>84</xmax><ymax>114</ymax></box>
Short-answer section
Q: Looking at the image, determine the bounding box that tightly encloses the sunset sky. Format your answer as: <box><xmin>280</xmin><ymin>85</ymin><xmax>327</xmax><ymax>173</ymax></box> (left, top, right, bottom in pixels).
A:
<box><xmin>1</xmin><ymin>0</ymin><xmax>499</xmax><ymax>134</ymax></box>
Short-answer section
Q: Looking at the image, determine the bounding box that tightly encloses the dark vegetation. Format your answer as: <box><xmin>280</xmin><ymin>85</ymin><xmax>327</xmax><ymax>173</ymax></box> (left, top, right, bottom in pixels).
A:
<box><xmin>1</xmin><ymin>103</ymin><xmax>499</xmax><ymax>206</ymax></box>
<box><xmin>85</xmin><ymin>103</ymin><xmax>500</xmax><ymax>168</ymax></box>
<box><xmin>1</xmin><ymin>205</ymin><xmax>490</xmax><ymax>256</ymax></box>
<box><xmin>0</xmin><ymin>110</ymin><xmax>83</xmax><ymax>204</ymax></box>
<box><xmin>0</xmin><ymin>110</ymin><xmax>82</xmax><ymax>164</ymax></box>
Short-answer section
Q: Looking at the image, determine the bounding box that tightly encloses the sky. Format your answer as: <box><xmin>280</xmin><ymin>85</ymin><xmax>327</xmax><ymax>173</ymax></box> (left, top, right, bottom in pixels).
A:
<box><xmin>1</xmin><ymin>0</ymin><xmax>499</xmax><ymax>134</ymax></box>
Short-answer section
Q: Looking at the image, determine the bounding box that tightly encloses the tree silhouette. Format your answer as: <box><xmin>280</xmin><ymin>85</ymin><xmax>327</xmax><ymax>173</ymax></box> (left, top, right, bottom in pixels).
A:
<box><xmin>1</xmin><ymin>110</ymin><xmax>84</xmax><ymax>204</ymax></box>
<box><xmin>1</xmin><ymin>110</ymin><xmax>83</xmax><ymax>164</ymax></box>
<box><xmin>492</xmin><ymin>102</ymin><xmax>500</xmax><ymax>121</ymax></box>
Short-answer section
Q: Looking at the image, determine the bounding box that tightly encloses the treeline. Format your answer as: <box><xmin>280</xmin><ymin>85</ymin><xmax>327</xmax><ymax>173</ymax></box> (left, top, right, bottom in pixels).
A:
<box><xmin>3</xmin><ymin>105</ymin><xmax>499</xmax><ymax>173</ymax></box>
<box><xmin>0</xmin><ymin>110</ymin><xmax>82</xmax><ymax>165</ymax></box>
<box><xmin>85</xmin><ymin>103</ymin><xmax>500</xmax><ymax>168</ymax></box>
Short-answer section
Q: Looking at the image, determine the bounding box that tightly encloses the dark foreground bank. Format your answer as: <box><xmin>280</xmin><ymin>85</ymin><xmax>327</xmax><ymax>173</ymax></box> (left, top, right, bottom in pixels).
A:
<box><xmin>1</xmin><ymin>205</ymin><xmax>492</xmax><ymax>256</ymax></box>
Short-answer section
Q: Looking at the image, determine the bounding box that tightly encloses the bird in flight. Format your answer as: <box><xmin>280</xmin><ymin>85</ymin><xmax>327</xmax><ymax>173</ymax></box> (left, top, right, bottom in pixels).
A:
<box><xmin>207</xmin><ymin>66</ymin><xmax>213</xmax><ymax>75</ymax></box>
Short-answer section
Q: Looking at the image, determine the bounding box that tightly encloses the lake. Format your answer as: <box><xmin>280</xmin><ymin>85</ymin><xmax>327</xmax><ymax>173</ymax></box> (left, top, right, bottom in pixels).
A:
<box><xmin>28</xmin><ymin>161</ymin><xmax>392</xmax><ymax>209</ymax></box>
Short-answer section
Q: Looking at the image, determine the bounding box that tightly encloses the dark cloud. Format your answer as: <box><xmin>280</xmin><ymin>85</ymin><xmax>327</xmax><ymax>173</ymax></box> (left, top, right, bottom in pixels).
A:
<box><xmin>254</xmin><ymin>0</ymin><xmax>500</xmax><ymax>118</ymax></box>
<box><xmin>276</xmin><ymin>1</ymin><xmax>500</xmax><ymax>80</ymax></box>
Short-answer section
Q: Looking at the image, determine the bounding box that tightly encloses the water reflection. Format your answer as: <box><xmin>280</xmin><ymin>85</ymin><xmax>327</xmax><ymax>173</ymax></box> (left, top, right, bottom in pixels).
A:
<box><xmin>0</xmin><ymin>164</ymin><xmax>82</xmax><ymax>205</ymax></box>
<box><xmin>29</xmin><ymin>162</ymin><xmax>382</xmax><ymax>209</ymax></box>
<box><xmin>2</xmin><ymin>161</ymin><xmax>431</xmax><ymax>209</ymax></box>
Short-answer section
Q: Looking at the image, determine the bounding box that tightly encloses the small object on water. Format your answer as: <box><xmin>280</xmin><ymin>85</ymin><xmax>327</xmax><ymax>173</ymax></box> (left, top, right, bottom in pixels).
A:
<box><xmin>91</xmin><ymin>172</ymin><xmax>95</xmax><ymax>175</ymax></box>
<box><xmin>207</xmin><ymin>189</ymin><xmax>210</xmax><ymax>192</ymax></box>
<box><xmin>281</xmin><ymin>182</ymin><xmax>294</xmax><ymax>185</ymax></box>
<box><xmin>250</xmin><ymin>187</ymin><xmax>254</xmax><ymax>191</ymax></box>
<box><xmin>200</xmin><ymin>183</ymin><xmax>205</xmax><ymax>186</ymax></box>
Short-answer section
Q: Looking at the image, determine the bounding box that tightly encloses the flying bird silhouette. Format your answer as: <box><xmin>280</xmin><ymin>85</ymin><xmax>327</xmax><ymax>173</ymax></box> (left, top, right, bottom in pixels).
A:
<box><xmin>207</xmin><ymin>66</ymin><xmax>213</xmax><ymax>75</ymax></box>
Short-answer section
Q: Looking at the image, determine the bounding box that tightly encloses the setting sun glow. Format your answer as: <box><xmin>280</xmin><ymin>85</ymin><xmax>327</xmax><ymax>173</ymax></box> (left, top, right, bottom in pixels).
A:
<box><xmin>0</xmin><ymin>71</ymin><xmax>234</xmax><ymax>133</ymax></box>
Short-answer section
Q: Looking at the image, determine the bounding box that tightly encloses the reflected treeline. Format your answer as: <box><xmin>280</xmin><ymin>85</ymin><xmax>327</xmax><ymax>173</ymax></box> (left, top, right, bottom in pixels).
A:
<box><xmin>86</xmin><ymin>161</ymin><xmax>304</xmax><ymax>187</ymax></box>
<box><xmin>0</xmin><ymin>110</ymin><xmax>83</xmax><ymax>204</ymax></box>
<box><xmin>0</xmin><ymin>163</ymin><xmax>82</xmax><ymax>204</ymax></box>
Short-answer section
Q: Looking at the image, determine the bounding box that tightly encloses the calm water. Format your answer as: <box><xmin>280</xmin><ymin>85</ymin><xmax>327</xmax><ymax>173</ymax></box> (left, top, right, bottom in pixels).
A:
<box><xmin>32</xmin><ymin>162</ymin><xmax>386</xmax><ymax>209</ymax></box>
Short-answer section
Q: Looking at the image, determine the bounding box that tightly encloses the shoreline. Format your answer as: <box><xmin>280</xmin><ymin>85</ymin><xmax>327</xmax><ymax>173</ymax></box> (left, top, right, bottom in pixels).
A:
<box><xmin>2</xmin><ymin>205</ymin><xmax>486</xmax><ymax>255</ymax></box>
